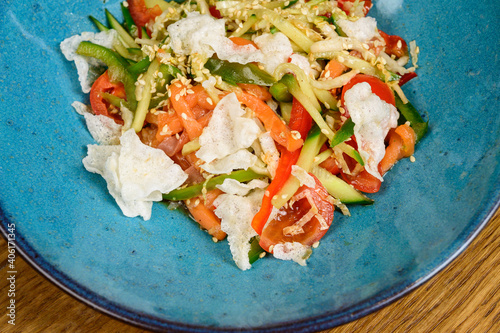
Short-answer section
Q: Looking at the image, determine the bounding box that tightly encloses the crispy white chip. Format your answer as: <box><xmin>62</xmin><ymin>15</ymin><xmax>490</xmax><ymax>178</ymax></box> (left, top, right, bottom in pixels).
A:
<box><xmin>167</xmin><ymin>12</ymin><xmax>261</xmax><ymax>64</ymax></box>
<box><xmin>258</xmin><ymin>132</ymin><xmax>279</xmax><ymax>178</ymax></box>
<box><xmin>72</xmin><ymin>101</ymin><xmax>122</xmax><ymax>145</ymax></box>
<box><xmin>336</xmin><ymin>17</ymin><xmax>378</xmax><ymax>43</ymax></box>
<box><xmin>344</xmin><ymin>82</ymin><xmax>399</xmax><ymax>180</ymax></box>
<box><xmin>197</xmin><ymin>93</ymin><xmax>261</xmax><ymax>173</ymax></box>
<box><xmin>216</xmin><ymin>178</ymin><xmax>268</xmax><ymax>196</ymax></box>
<box><xmin>253</xmin><ymin>32</ymin><xmax>293</xmax><ymax>74</ymax></box>
<box><xmin>214</xmin><ymin>189</ymin><xmax>264</xmax><ymax>270</ymax></box>
<box><xmin>273</xmin><ymin>242</ymin><xmax>311</xmax><ymax>266</ymax></box>
<box><xmin>82</xmin><ymin>129</ymin><xmax>188</xmax><ymax>220</ymax></box>
<box><xmin>201</xmin><ymin>149</ymin><xmax>258</xmax><ymax>174</ymax></box>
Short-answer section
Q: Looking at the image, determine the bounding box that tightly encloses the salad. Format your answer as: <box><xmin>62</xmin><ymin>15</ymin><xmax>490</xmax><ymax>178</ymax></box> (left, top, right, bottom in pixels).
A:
<box><xmin>61</xmin><ymin>0</ymin><xmax>428</xmax><ymax>270</ymax></box>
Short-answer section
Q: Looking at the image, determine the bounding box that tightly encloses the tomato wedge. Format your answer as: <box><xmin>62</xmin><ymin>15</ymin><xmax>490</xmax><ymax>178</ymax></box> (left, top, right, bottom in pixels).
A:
<box><xmin>259</xmin><ymin>174</ymin><xmax>334</xmax><ymax>252</ymax></box>
<box><xmin>89</xmin><ymin>71</ymin><xmax>126</xmax><ymax>124</ymax></box>
<box><xmin>341</xmin><ymin>74</ymin><xmax>395</xmax><ymax>107</ymax></box>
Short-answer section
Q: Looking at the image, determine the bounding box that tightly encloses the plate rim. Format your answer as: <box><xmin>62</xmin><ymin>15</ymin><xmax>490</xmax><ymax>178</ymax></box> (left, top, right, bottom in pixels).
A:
<box><xmin>1</xmin><ymin>197</ymin><xmax>498</xmax><ymax>332</ymax></box>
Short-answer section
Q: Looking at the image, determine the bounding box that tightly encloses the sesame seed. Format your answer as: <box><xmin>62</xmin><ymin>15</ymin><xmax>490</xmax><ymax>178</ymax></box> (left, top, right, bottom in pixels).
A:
<box><xmin>181</xmin><ymin>113</ymin><xmax>188</xmax><ymax>120</ymax></box>
<box><xmin>206</xmin><ymin>97</ymin><xmax>213</xmax><ymax>105</ymax></box>
<box><xmin>312</xmin><ymin>241</ymin><xmax>320</xmax><ymax>248</ymax></box>
<box><xmin>291</xmin><ymin>130</ymin><xmax>301</xmax><ymax>140</ymax></box>
<box><xmin>212</xmin><ymin>237</ymin><xmax>219</xmax><ymax>243</ymax></box>
<box><xmin>321</xmin><ymin>128</ymin><xmax>330</xmax><ymax>135</ymax></box>
<box><xmin>410</xmin><ymin>155</ymin><xmax>416</xmax><ymax>163</ymax></box>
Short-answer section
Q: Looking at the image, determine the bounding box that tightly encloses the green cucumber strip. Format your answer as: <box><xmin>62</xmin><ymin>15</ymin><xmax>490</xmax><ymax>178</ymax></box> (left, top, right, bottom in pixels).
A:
<box><xmin>248</xmin><ymin>236</ymin><xmax>265</xmax><ymax>264</ymax></box>
<box><xmin>395</xmin><ymin>95</ymin><xmax>428</xmax><ymax>142</ymax></box>
<box><xmin>159</xmin><ymin>64</ymin><xmax>182</xmax><ymax>83</ymax></box>
<box><xmin>313</xmin><ymin>87</ymin><xmax>339</xmax><ymax>110</ymax></box>
<box><xmin>127</xmin><ymin>48</ymin><xmax>143</xmax><ymax>56</ymax></box>
<box><xmin>337</xmin><ymin>143</ymin><xmax>364</xmax><ymax>166</ymax></box>
<box><xmin>272</xmin><ymin>126</ymin><xmax>326</xmax><ymax>208</ymax></box>
<box><xmin>89</xmin><ymin>16</ymin><xmax>109</xmax><ymax>32</ymax></box>
<box><xmin>204</xmin><ymin>58</ymin><xmax>276</xmax><ymax>86</ymax></box>
<box><xmin>76</xmin><ymin>41</ymin><xmax>137</xmax><ymax>110</ymax></box>
<box><xmin>269</xmin><ymin>81</ymin><xmax>293</xmax><ymax>102</ymax></box>
<box><xmin>181</xmin><ymin>138</ymin><xmax>200</xmax><ymax>156</ymax></box>
<box><xmin>141</xmin><ymin>26</ymin><xmax>151</xmax><ymax>39</ymax></box>
<box><xmin>105</xmin><ymin>9</ymin><xmax>139</xmax><ymax>49</ymax></box>
<box><xmin>280</xmin><ymin>101</ymin><xmax>293</xmax><ymax>124</ymax></box>
<box><xmin>311</xmin><ymin>166</ymin><xmax>373</xmax><ymax>205</ymax></box>
<box><xmin>132</xmin><ymin>59</ymin><xmax>160</xmax><ymax>132</ymax></box>
<box><xmin>128</xmin><ymin>57</ymin><xmax>151</xmax><ymax>75</ymax></box>
<box><xmin>121</xmin><ymin>3</ymin><xmax>138</xmax><ymax>36</ymax></box>
<box><xmin>330</xmin><ymin>117</ymin><xmax>354</xmax><ymax>147</ymax></box>
<box><xmin>257</xmin><ymin>8</ymin><xmax>313</xmax><ymax>53</ymax></box>
<box><xmin>163</xmin><ymin>169</ymin><xmax>266</xmax><ymax>201</ymax></box>
<box><xmin>101</xmin><ymin>92</ymin><xmax>129</xmax><ymax>109</ymax></box>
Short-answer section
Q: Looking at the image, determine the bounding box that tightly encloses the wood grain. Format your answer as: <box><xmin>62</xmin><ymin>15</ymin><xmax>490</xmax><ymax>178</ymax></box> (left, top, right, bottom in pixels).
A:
<box><xmin>1</xmin><ymin>209</ymin><xmax>499</xmax><ymax>333</ymax></box>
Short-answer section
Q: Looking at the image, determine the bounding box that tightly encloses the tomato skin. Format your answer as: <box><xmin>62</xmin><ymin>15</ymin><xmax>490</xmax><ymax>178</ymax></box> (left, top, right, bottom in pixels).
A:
<box><xmin>89</xmin><ymin>71</ymin><xmax>126</xmax><ymax>124</ymax></box>
<box><xmin>259</xmin><ymin>175</ymin><xmax>334</xmax><ymax>252</ymax></box>
<box><xmin>379</xmin><ymin>30</ymin><xmax>408</xmax><ymax>59</ymax></box>
<box><xmin>341</xmin><ymin>74</ymin><xmax>395</xmax><ymax>107</ymax></box>
<box><xmin>128</xmin><ymin>0</ymin><xmax>163</xmax><ymax>33</ymax></box>
<box><xmin>341</xmin><ymin>169</ymin><xmax>381</xmax><ymax>193</ymax></box>
<box><xmin>337</xmin><ymin>0</ymin><xmax>372</xmax><ymax>16</ymax></box>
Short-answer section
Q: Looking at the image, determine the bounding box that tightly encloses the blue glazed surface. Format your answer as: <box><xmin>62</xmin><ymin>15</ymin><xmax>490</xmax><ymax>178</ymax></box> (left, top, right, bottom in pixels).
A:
<box><xmin>0</xmin><ymin>0</ymin><xmax>498</xmax><ymax>331</ymax></box>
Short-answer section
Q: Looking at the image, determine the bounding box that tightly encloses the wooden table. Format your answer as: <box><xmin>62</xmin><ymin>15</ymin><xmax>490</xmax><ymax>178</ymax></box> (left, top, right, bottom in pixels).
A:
<box><xmin>1</xmin><ymin>210</ymin><xmax>499</xmax><ymax>332</ymax></box>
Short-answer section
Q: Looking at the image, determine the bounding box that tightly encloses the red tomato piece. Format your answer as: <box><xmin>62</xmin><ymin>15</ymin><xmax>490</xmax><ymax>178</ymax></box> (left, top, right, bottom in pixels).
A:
<box><xmin>89</xmin><ymin>71</ymin><xmax>126</xmax><ymax>124</ymax></box>
<box><xmin>341</xmin><ymin>169</ymin><xmax>381</xmax><ymax>193</ymax></box>
<box><xmin>128</xmin><ymin>0</ymin><xmax>163</xmax><ymax>32</ymax></box>
<box><xmin>337</xmin><ymin>0</ymin><xmax>373</xmax><ymax>16</ymax></box>
<box><xmin>341</xmin><ymin>74</ymin><xmax>396</xmax><ymax>107</ymax></box>
<box><xmin>379</xmin><ymin>30</ymin><xmax>408</xmax><ymax>59</ymax></box>
<box><xmin>209</xmin><ymin>5</ymin><xmax>222</xmax><ymax>19</ymax></box>
<box><xmin>259</xmin><ymin>175</ymin><xmax>335</xmax><ymax>252</ymax></box>
<box><xmin>398</xmin><ymin>72</ymin><xmax>418</xmax><ymax>86</ymax></box>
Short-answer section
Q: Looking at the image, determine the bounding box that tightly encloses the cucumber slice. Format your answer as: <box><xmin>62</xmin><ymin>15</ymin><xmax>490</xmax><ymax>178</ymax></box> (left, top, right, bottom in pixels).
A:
<box><xmin>272</xmin><ymin>126</ymin><xmax>326</xmax><ymax>208</ymax></box>
<box><xmin>105</xmin><ymin>9</ymin><xmax>139</xmax><ymax>49</ymax></box>
<box><xmin>311</xmin><ymin>166</ymin><xmax>373</xmax><ymax>205</ymax></box>
<box><xmin>89</xmin><ymin>15</ymin><xmax>109</xmax><ymax>32</ymax></box>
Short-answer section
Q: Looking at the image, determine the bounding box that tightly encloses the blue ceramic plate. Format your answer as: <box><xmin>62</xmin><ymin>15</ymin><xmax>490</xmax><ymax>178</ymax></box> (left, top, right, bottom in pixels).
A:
<box><xmin>1</xmin><ymin>0</ymin><xmax>499</xmax><ymax>331</ymax></box>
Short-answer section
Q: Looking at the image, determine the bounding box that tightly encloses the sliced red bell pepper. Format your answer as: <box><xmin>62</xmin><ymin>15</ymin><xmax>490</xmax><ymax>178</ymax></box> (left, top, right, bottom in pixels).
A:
<box><xmin>251</xmin><ymin>98</ymin><xmax>312</xmax><ymax>235</ymax></box>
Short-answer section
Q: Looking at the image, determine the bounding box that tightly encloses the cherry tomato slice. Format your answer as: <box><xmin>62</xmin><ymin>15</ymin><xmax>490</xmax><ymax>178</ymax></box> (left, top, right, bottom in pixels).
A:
<box><xmin>89</xmin><ymin>71</ymin><xmax>126</xmax><ymax>124</ymax></box>
<box><xmin>259</xmin><ymin>174</ymin><xmax>334</xmax><ymax>252</ymax></box>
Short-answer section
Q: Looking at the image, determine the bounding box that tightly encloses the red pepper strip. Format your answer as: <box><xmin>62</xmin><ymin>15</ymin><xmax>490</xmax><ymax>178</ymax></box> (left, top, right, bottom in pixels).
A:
<box><xmin>251</xmin><ymin>98</ymin><xmax>312</xmax><ymax>234</ymax></box>
<box><xmin>399</xmin><ymin>72</ymin><xmax>418</xmax><ymax>86</ymax></box>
